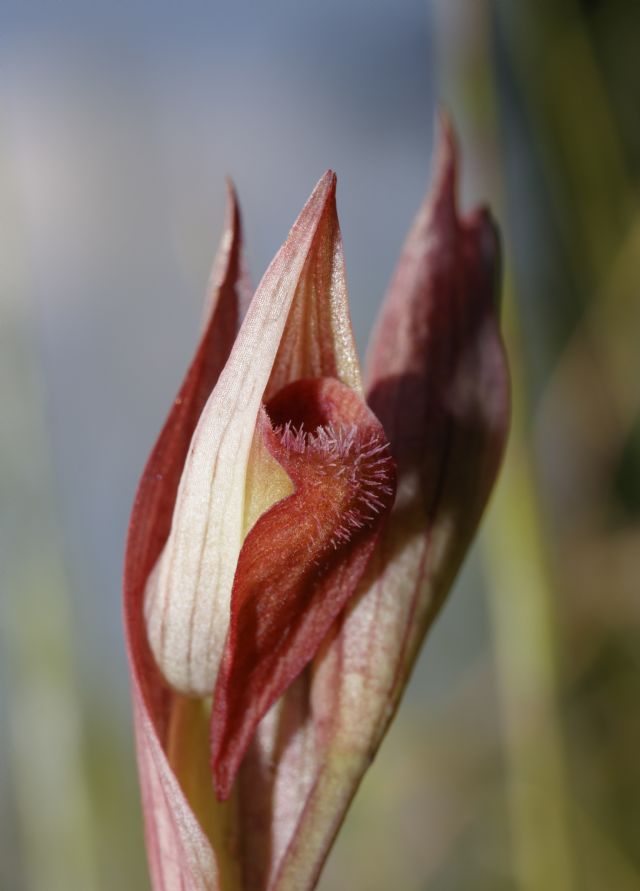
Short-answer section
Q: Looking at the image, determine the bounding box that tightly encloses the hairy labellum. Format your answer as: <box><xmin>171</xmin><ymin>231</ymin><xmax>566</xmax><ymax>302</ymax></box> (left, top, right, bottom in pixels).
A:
<box><xmin>124</xmin><ymin>116</ymin><xmax>509</xmax><ymax>891</ymax></box>
<box><xmin>211</xmin><ymin>377</ymin><xmax>395</xmax><ymax>799</ymax></box>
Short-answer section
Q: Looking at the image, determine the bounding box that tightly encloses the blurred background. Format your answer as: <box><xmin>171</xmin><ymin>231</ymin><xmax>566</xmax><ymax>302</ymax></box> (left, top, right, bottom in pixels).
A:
<box><xmin>1</xmin><ymin>1</ymin><xmax>638</xmax><ymax>888</ymax></box>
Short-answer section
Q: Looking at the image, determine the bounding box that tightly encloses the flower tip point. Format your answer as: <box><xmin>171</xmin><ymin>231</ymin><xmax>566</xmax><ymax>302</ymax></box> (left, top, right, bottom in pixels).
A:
<box><xmin>437</xmin><ymin>110</ymin><xmax>457</xmax><ymax>161</ymax></box>
<box><xmin>315</xmin><ymin>169</ymin><xmax>337</xmax><ymax>198</ymax></box>
<box><xmin>295</xmin><ymin>170</ymin><xmax>338</xmax><ymax>227</ymax></box>
<box><xmin>223</xmin><ymin>176</ymin><xmax>240</xmax><ymax>218</ymax></box>
<box><xmin>425</xmin><ymin>107</ymin><xmax>458</xmax><ymax>216</ymax></box>
<box><xmin>434</xmin><ymin>105</ymin><xmax>455</xmax><ymax>143</ymax></box>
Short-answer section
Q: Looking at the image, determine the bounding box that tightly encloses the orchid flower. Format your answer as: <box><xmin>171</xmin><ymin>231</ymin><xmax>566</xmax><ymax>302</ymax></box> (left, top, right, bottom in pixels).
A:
<box><xmin>124</xmin><ymin>116</ymin><xmax>509</xmax><ymax>891</ymax></box>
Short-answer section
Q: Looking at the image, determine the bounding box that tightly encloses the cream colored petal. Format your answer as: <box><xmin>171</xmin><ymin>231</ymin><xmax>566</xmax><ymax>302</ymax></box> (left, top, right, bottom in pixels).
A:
<box><xmin>145</xmin><ymin>172</ymin><xmax>337</xmax><ymax>697</ymax></box>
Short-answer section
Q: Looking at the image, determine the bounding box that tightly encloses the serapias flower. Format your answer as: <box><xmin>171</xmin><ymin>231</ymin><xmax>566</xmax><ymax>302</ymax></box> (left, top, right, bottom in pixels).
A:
<box><xmin>124</xmin><ymin>114</ymin><xmax>509</xmax><ymax>891</ymax></box>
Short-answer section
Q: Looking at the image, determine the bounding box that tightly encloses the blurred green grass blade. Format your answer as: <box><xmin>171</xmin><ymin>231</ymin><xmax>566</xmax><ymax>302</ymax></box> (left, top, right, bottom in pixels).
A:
<box><xmin>484</xmin><ymin>410</ymin><xmax>575</xmax><ymax>891</ymax></box>
<box><xmin>432</xmin><ymin>3</ymin><xmax>578</xmax><ymax>887</ymax></box>
<box><xmin>0</xmin><ymin>125</ymin><xmax>100</xmax><ymax>891</ymax></box>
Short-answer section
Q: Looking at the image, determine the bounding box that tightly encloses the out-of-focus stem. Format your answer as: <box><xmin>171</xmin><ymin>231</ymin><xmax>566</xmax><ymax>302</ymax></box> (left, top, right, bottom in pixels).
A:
<box><xmin>482</xmin><ymin>3</ymin><xmax>640</xmax><ymax>886</ymax></box>
<box><xmin>432</xmin><ymin>2</ymin><xmax>577</xmax><ymax>887</ymax></box>
<box><xmin>496</xmin><ymin>0</ymin><xmax>640</xmax><ymax>498</ymax></box>
<box><xmin>483</xmin><ymin>373</ymin><xmax>575</xmax><ymax>891</ymax></box>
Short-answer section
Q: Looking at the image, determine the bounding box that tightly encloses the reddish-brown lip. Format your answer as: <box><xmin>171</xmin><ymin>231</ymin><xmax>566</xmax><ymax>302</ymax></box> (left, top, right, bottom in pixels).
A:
<box><xmin>211</xmin><ymin>376</ymin><xmax>396</xmax><ymax>800</ymax></box>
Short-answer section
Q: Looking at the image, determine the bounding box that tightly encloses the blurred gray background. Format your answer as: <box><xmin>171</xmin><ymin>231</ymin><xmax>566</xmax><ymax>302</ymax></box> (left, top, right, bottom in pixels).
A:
<box><xmin>3</xmin><ymin>1</ymin><xmax>639</xmax><ymax>890</ymax></box>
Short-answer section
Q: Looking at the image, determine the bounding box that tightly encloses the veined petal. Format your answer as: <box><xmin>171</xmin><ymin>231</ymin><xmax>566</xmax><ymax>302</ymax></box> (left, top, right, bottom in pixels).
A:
<box><xmin>133</xmin><ymin>697</ymin><xmax>219</xmax><ymax>891</ymax></box>
<box><xmin>126</xmin><ymin>121</ymin><xmax>508</xmax><ymax>891</ymax></box>
<box><xmin>144</xmin><ymin>171</ymin><xmax>362</xmax><ymax>698</ymax></box>
<box><xmin>364</xmin><ymin>112</ymin><xmax>509</xmax><ymax>673</ymax></box>
<box><xmin>123</xmin><ymin>183</ymin><xmax>246</xmax><ymax>890</ymax></box>
<box><xmin>265</xmin><ymin>191</ymin><xmax>362</xmax><ymax>398</ymax></box>
<box><xmin>260</xmin><ymin>115</ymin><xmax>510</xmax><ymax>890</ymax></box>
<box><xmin>211</xmin><ymin>379</ymin><xmax>395</xmax><ymax>799</ymax></box>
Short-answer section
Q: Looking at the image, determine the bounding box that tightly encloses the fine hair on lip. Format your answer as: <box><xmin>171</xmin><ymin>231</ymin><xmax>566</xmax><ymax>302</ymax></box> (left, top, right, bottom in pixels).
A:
<box><xmin>274</xmin><ymin>420</ymin><xmax>395</xmax><ymax>548</ymax></box>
